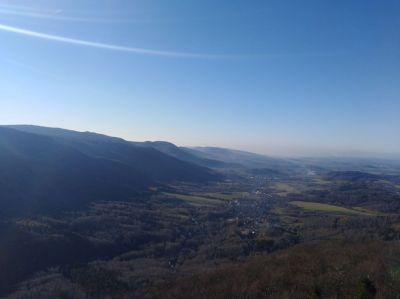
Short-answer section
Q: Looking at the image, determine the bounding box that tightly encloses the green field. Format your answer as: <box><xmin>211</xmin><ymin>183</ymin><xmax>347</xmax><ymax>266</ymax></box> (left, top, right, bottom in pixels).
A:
<box><xmin>192</xmin><ymin>192</ymin><xmax>249</xmax><ymax>201</ymax></box>
<box><xmin>312</xmin><ymin>177</ymin><xmax>331</xmax><ymax>185</ymax></box>
<box><xmin>289</xmin><ymin>201</ymin><xmax>377</xmax><ymax>216</ymax></box>
<box><xmin>162</xmin><ymin>192</ymin><xmax>223</xmax><ymax>206</ymax></box>
<box><xmin>273</xmin><ymin>182</ymin><xmax>299</xmax><ymax>196</ymax></box>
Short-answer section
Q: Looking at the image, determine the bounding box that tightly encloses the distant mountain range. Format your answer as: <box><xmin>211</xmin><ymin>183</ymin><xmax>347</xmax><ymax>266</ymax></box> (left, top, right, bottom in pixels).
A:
<box><xmin>3</xmin><ymin>125</ymin><xmax>296</xmax><ymax>170</ymax></box>
<box><xmin>130</xmin><ymin>141</ymin><xmax>226</xmax><ymax>168</ymax></box>
<box><xmin>187</xmin><ymin>146</ymin><xmax>297</xmax><ymax>170</ymax></box>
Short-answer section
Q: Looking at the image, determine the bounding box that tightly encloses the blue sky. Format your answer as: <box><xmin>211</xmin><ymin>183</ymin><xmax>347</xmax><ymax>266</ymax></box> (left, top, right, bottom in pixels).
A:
<box><xmin>0</xmin><ymin>0</ymin><xmax>399</xmax><ymax>156</ymax></box>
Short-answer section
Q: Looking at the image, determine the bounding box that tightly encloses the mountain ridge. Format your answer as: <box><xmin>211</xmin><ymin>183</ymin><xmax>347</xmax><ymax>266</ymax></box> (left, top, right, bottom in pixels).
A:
<box><xmin>0</xmin><ymin>126</ymin><xmax>220</xmax><ymax>216</ymax></box>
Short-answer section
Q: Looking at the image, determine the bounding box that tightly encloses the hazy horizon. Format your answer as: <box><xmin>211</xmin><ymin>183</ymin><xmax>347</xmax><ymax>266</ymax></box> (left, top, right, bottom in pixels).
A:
<box><xmin>1</xmin><ymin>1</ymin><xmax>399</xmax><ymax>157</ymax></box>
<box><xmin>2</xmin><ymin>123</ymin><xmax>400</xmax><ymax>160</ymax></box>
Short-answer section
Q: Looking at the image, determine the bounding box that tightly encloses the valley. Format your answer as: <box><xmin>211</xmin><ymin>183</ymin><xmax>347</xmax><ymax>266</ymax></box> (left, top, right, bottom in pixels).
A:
<box><xmin>1</xmin><ymin>126</ymin><xmax>400</xmax><ymax>298</ymax></box>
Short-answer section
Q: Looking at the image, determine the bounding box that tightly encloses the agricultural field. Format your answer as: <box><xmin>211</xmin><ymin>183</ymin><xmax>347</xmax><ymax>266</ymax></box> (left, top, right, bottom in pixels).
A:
<box><xmin>289</xmin><ymin>201</ymin><xmax>378</xmax><ymax>216</ymax></box>
<box><xmin>162</xmin><ymin>192</ymin><xmax>225</xmax><ymax>206</ymax></box>
<box><xmin>192</xmin><ymin>192</ymin><xmax>250</xmax><ymax>201</ymax></box>
<box><xmin>271</xmin><ymin>182</ymin><xmax>299</xmax><ymax>196</ymax></box>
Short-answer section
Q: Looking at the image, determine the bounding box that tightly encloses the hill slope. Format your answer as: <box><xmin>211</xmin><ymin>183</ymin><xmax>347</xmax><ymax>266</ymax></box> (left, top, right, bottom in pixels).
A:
<box><xmin>132</xmin><ymin>141</ymin><xmax>226</xmax><ymax>168</ymax></box>
<box><xmin>3</xmin><ymin>125</ymin><xmax>219</xmax><ymax>182</ymax></box>
<box><xmin>0</xmin><ymin>126</ymin><xmax>219</xmax><ymax>216</ymax></box>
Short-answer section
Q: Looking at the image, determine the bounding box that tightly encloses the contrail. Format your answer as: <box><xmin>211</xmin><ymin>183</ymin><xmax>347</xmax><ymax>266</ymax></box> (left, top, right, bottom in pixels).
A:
<box><xmin>0</xmin><ymin>23</ymin><xmax>223</xmax><ymax>59</ymax></box>
<box><xmin>0</xmin><ymin>4</ymin><xmax>196</xmax><ymax>24</ymax></box>
<box><xmin>0</xmin><ymin>3</ymin><xmax>52</xmax><ymax>13</ymax></box>
<box><xmin>0</xmin><ymin>8</ymin><xmax>140</xmax><ymax>23</ymax></box>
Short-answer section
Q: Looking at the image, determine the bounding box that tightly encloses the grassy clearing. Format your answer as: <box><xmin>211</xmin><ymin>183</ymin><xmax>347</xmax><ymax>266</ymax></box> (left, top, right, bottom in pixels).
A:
<box><xmin>273</xmin><ymin>182</ymin><xmax>299</xmax><ymax>196</ymax></box>
<box><xmin>351</xmin><ymin>207</ymin><xmax>382</xmax><ymax>215</ymax></box>
<box><xmin>272</xmin><ymin>207</ymin><xmax>305</xmax><ymax>226</ymax></box>
<box><xmin>311</xmin><ymin>177</ymin><xmax>331</xmax><ymax>185</ymax></box>
<box><xmin>192</xmin><ymin>192</ymin><xmax>249</xmax><ymax>201</ymax></box>
<box><xmin>289</xmin><ymin>201</ymin><xmax>377</xmax><ymax>216</ymax></box>
<box><xmin>162</xmin><ymin>192</ymin><xmax>223</xmax><ymax>206</ymax></box>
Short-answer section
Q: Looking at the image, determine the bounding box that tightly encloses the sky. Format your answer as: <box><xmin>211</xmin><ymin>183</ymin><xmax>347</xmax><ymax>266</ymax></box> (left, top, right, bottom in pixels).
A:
<box><xmin>0</xmin><ymin>0</ymin><xmax>399</xmax><ymax>157</ymax></box>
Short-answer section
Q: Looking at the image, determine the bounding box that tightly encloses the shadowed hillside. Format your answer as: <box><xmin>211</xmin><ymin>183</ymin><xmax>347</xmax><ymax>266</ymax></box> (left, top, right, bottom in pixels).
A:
<box><xmin>0</xmin><ymin>127</ymin><xmax>219</xmax><ymax>216</ymax></box>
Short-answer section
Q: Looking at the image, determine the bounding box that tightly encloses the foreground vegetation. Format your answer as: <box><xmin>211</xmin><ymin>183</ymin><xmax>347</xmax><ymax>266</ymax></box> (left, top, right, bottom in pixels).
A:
<box><xmin>154</xmin><ymin>241</ymin><xmax>400</xmax><ymax>299</ymax></box>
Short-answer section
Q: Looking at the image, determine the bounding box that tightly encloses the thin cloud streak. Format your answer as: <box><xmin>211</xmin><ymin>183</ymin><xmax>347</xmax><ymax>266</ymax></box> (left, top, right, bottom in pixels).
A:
<box><xmin>0</xmin><ymin>3</ymin><xmax>53</xmax><ymax>13</ymax></box>
<box><xmin>0</xmin><ymin>4</ymin><xmax>226</xmax><ymax>24</ymax></box>
<box><xmin>0</xmin><ymin>3</ymin><xmax>124</xmax><ymax>15</ymax></box>
<box><xmin>0</xmin><ymin>23</ymin><xmax>225</xmax><ymax>59</ymax></box>
<box><xmin>0</xmin><ymin>7</ymin><xmax>140</xmax><ymax>23</ymax></box>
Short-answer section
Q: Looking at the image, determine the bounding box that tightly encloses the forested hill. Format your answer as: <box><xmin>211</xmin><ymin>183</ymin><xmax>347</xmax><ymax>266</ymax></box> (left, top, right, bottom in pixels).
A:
<box><xmin>0</xmin><ymin>126</ymin><xmax>219</xmax><ymax>216</ymax></box>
